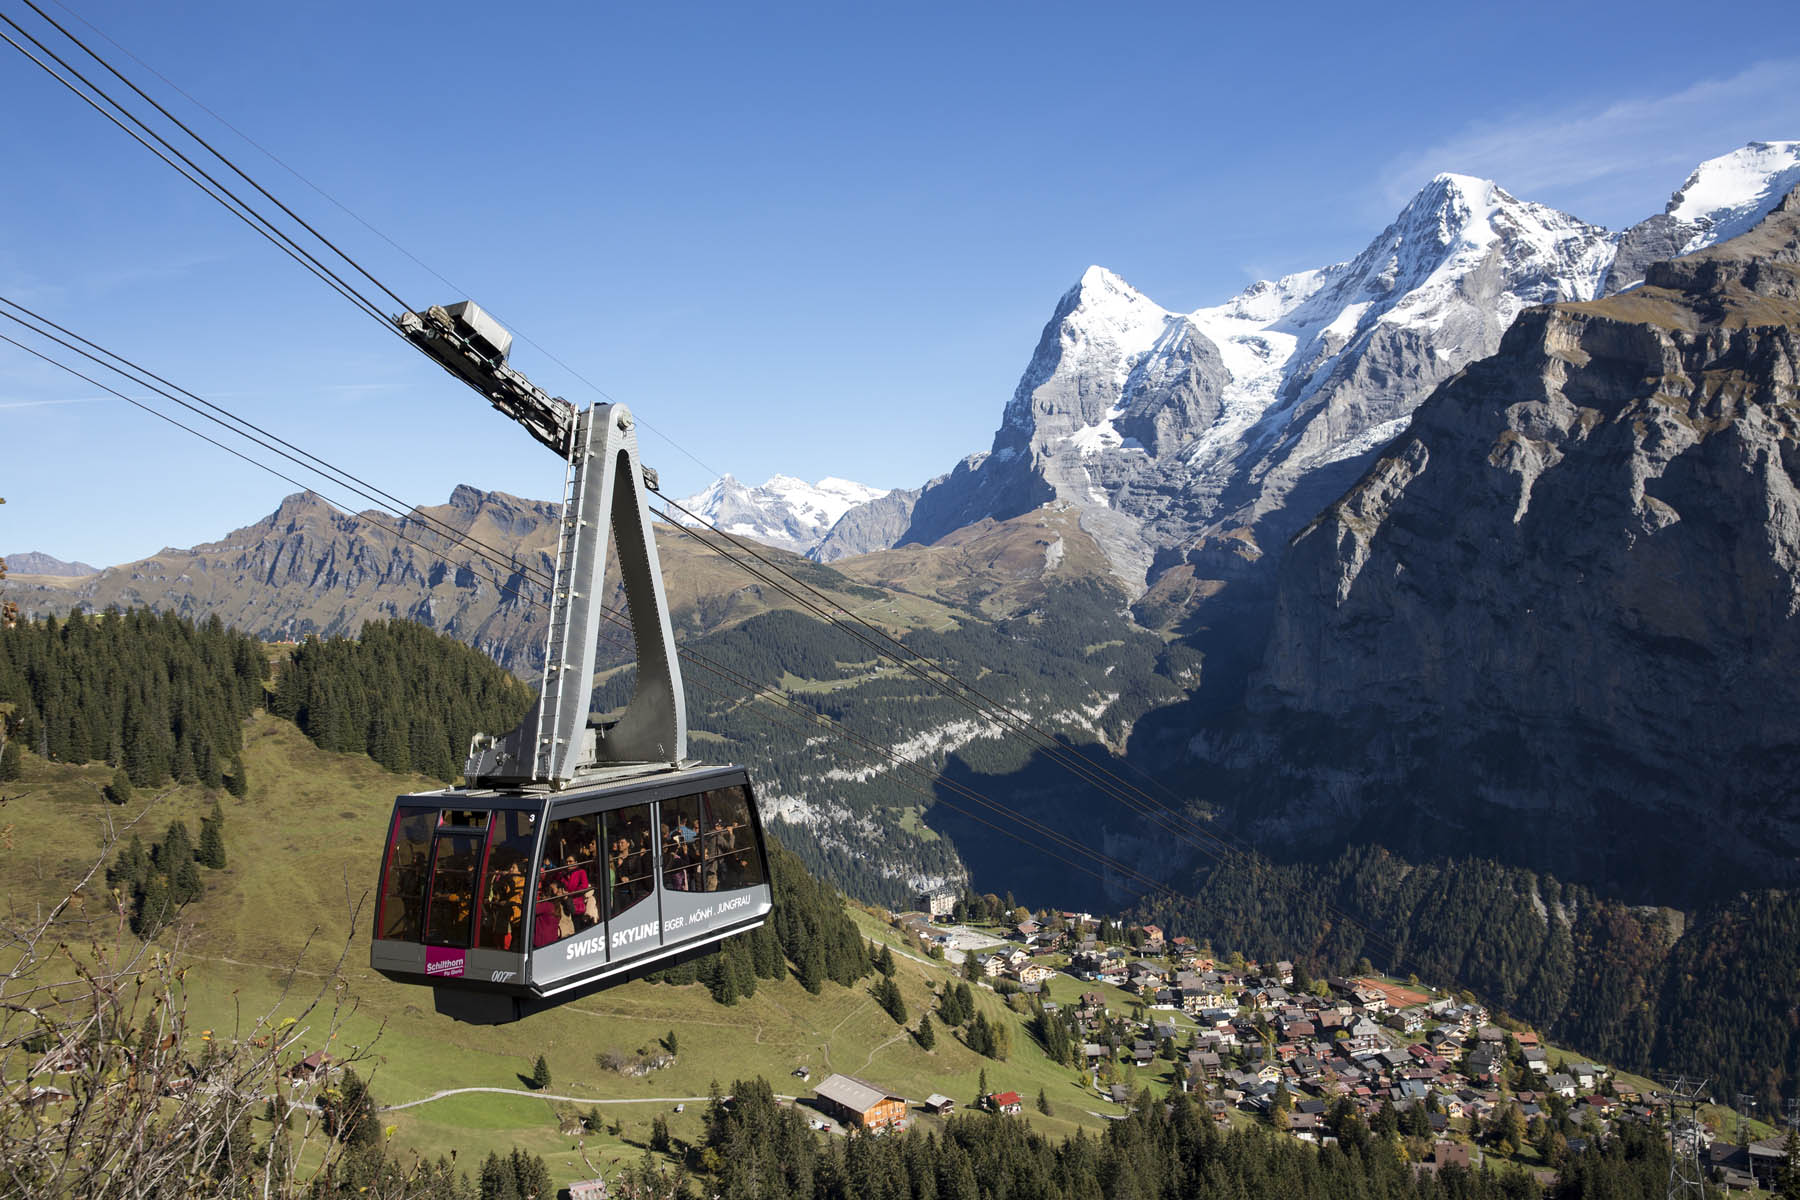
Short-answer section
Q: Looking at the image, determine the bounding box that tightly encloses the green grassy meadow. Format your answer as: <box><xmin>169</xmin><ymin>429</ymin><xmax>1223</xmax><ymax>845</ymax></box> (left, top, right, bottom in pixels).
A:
<box><xmin>2</xmin><ymin>714</ymin><xmax>1129</xmax><ymax>1187</ymax></box>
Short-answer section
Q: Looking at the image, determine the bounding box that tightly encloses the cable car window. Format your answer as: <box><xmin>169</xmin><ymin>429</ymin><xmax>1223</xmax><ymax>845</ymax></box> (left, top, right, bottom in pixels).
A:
<box><xmin>476</xmin><ymin>809</ymin><xmax>538</xmax><ymax>951</ymax></box>
<box><xmin>377</xmin><ymin>807</ymin><xmax>434</xmax><ymax>941</ymax></box>
<box><xmin>703</xmin><ymin>785</ymin><xmax>762</xmax><ymax>891</ymax></box>
<box><xmin>662</xmin><ymin>792</ymin><xmax>705</xmax><ymax>892</ymax></box>
<box><xmin>423</xmin><ymin>826</ymin><xmax>484</xmax><ymax>947</ymax></box>
<box><xmin>532</xmin><ymin>814</ymin><xmax>600</xmax><ymax>950</ymax></box>
<box><xmin>605</xmin><ymin>803</ymin><xmax>656</xmax><ymax>916</ymax></box>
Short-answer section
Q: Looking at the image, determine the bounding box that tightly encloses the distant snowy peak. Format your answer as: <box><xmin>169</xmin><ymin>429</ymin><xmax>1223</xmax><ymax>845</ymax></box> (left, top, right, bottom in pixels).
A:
<box><xmin>1606</xmin><ymin>141</ymin><xmax>1800</xmax><ymax>293</ymax></box>
<box><xmin>675</xmin><ymin>473</ymin><xmax>889</xmax><ymax>554</ymax></box>
<box><xmin>1665</xmin><ymin>140</ymin><xmax>1800</xmax><ymax>252</ymax></box>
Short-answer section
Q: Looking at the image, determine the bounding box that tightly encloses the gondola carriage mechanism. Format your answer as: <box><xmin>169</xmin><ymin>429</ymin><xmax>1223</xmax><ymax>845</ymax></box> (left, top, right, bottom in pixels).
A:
<box><xmin>369</xmin><ymin>300</ymin><xmax>773</xmax><ymax>1023</ymax></box>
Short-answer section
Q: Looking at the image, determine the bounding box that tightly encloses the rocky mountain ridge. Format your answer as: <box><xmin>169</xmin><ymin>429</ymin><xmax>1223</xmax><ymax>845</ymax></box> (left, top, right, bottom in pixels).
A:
<box><xmin>1</xmin><ymin>551</ymin><xmax>98</xmax><ymax>576</ymax></box>
<box><xmin>1221</xmin><ymin>183</ymin><xmax>1800</xmax><ymax>898</ymax></box>
<box><xmin>820</xmin><ymin>142</ymin><xmax>1800</xmax><ymax>617</ymax></box>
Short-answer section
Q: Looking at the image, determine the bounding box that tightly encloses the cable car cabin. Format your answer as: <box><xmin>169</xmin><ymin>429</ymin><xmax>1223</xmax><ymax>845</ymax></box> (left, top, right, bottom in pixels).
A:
<box><xmin>370</xmin><ymin>764</ymin><xmax>772</xmax><ymax>1024</ymax></box>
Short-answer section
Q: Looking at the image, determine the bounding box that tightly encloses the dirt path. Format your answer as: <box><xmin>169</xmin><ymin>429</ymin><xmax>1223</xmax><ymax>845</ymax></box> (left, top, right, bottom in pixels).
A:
<box><xmin>379</xmin><ymin>1086</ymin><xmax>750</xmax><ymax>1112</ymax></box>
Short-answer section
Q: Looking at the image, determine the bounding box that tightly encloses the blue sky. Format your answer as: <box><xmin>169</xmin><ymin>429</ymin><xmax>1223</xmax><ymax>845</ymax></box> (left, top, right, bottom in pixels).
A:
<box><xmin>1</xmin><ymin>0</ymin><xmax>1797</xmax><ymax>566</ymax></box>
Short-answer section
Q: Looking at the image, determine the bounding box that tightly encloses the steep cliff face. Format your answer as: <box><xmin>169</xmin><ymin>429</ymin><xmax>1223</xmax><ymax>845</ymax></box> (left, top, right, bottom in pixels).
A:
<box><xmin>1239</xmin><ymin>188</ymin><xmax>1800</xmax><ymax>896</ymax></box>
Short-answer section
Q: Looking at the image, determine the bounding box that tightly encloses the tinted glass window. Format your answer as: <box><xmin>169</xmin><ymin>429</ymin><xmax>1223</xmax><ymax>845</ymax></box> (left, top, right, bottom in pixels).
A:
<box><xmin>703</xmin><ymin>785</ymin><xmax>763</xmax><ymax>891</ymax></box>
<box><xmin>662</xmin><ymin>792</ymin><xmax>705</xmax><ymax>892</ymax></box>
<box><xmin>423</xmin><ymin>830</ymin><xmax>483</xmax><ymax>947</ymax></box>
<box><xmin>476</xmin><ymin>809</ymin><xmax>538</xmax><ymax>952</ymax></box>
<box><xmin>377</xmin><ymin>807</ymin><xmax>433</xmax><ymax>941</ymax></box>
<box><xmin>604</xmin><ymin>803</ymin><xmax>656</xmax><ymax>915</ymax></box>
<box><xmin>532</xmin><ymin>813</ymin><xmax>601</xmax><ymax>950</ymax></box>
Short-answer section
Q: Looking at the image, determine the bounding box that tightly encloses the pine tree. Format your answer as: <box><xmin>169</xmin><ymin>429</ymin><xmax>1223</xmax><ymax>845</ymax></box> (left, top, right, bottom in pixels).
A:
<box><xmin>224</xmin><ymin>755</ymin><xmax>248</xmax><ymax>798</ymax></box>
<box><xmin>174</xmin><ymin>859</ymin><xmax>203</xmax><ymax>904</ymax></box>
<box><xmin>877</xmin><ymin>943</ymin><xmax>896</xmax><ymax>976</ymax></box>
<box><xmin>530</xmin><ymin>1054</ymin><xmax>551</xmax><ymax>1090</ymax></box>
<box><xmin>916</xmin><ymin>1012</ymin><xmax>936</xmax><ymax>1051</ymax></box>
<box><xmin>1037</xmin><ymin>1087</ymin><xmax>1053</xmax><ymax>1116</ymax></box>
<box><xmin>105</xmin><ymin>765</ymin><xmax>133</xmax><ymax>805</ymax></box>
<box><xmin>0</xmin><ymin>737</ymin><xmax>20</xmax><ymax>781</ymax></box>
<box><xmin>664</xmin><ymin>1028</ymin><xmax>680</xmax><ymax>1056</ymax></box>
<box><xmin>134</xmin><ymin>871</ymin><xmax>170</xmax><ymax>937</ymax></box>
<box><xmin>799</xmin><ymin>938</ymin><xmax>826</xmax><ymax>994</ymax></box>
<box><xmin>198</xmin><ymin>810</ymin><xmax>226</xmax><ymax>869</ymax></box>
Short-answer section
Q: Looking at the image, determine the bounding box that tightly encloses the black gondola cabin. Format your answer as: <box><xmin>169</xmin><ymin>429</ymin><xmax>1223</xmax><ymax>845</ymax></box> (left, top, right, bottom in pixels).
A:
<box><xmin>372</xmin><ymin>764</ymin><xmax>772</xmax><ymax>1023</ymax></box>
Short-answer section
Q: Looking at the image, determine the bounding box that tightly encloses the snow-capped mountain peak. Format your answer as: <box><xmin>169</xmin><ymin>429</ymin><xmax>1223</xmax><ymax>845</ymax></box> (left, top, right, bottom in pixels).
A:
<box><xmin>1665</xmin><ymin>140</ymin><xmax>1800</xmax><ymax>252</ymax></box>
<box><xmin>674</xmin><ymin>473</ymin><xmax>889</xmax><ymax>554</ymax></box>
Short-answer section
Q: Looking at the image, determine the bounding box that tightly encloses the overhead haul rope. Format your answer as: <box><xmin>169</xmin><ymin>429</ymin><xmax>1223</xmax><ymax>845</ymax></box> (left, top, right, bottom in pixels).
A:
<box><xmin>649</xmin><ymin>491</ymin><xmax>1256</xmax><ymax>869</ymax></box>
<box><xmin>9</xmin><ymin>0</ymin><xmax>1284</xmax><ymax>888</ymax></box>
<box><xmin>651</xmin><ymin>482</ymin><xmax>1299</xmax><ymax>891</ymax></box>
<box><xmin>8</xmin><ymin>10</ymin><xmax>1408</xmax><ymax>963</ymax></box>
<box><xmin>0</xmin><ymin>15</ymin><xmax>406</xmax><ymax>334</ymax></box>
<box><xmin>0</xmin><ymin>314</ymin><xmax>1185</xmax><ymax>910</ymax></box>
<box><xmin>3</xmin><ymin>0</ymin><xmax>1236</xmax><ymax>878</ymax></box>
<box><xmin>38</xmin><ymin>0</ymin><xmax>726</xmax><ymax>487</ymax></box>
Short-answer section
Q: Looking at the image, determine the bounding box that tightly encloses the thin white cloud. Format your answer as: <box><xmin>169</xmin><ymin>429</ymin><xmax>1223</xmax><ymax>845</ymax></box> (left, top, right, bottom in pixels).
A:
<box><xmin>1378</xmin><ymin>59</ymin><xmax>1800</xmax><ymax>225</ymax></box>
<box><xmin>0</xmin><ymin>396</ymin><xmax>104</xmax><ymax>410</ymax></box>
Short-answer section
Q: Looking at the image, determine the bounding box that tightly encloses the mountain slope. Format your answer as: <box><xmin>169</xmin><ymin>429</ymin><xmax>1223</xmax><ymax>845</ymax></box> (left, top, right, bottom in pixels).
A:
<box><xmin>1232</xmin><ymin>185</ymin><xmax>1800</xmax><ymax>898</ymax></box>
<box><xmin>4</xmin><ymin>485</ymin><xmax>958</xmax><ymax>676</ymax></box>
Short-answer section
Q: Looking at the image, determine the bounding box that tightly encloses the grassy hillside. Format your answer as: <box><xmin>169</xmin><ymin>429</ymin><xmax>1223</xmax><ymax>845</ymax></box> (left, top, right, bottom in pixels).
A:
<box><xmin>1</xmin><ymin>714</ymin><xmax>1130</xmax><ymax>1188</ymax></box>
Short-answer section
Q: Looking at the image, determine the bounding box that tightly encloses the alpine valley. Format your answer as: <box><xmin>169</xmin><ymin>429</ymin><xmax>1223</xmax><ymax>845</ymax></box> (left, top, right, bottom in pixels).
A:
<box><xmin>8</xmin><ymin>142</ymin><xmax>1800</xmax><ymax>1099</ymax></box>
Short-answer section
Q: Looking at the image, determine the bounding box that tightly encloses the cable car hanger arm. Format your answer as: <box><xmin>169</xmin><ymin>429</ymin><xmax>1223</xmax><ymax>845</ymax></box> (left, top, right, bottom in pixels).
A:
<box><xmin>396</xmin><ymin>299</ymin><xmax>686</xmax><ymax>786</ymax></box>
<box><xmin>394</xmin><ymin>300</ymin><xmax>580</xmax><ymax>460</ymax></box>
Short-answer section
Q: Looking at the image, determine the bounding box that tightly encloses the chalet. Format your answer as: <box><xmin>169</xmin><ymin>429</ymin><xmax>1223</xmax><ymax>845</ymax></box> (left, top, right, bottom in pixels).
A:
<box><xmin>569</xmin><ymin>1180</ymin><xmax>610</xmax><ymax>1200</ymax></box>
<box><xmin>1153</xmin><ymin>1021</ymin><xmax>1179</xmax><ymax>1042</ymax></box>
<box><xmin>988</xmin><ymin>1091</ymin><xmax>1023</xmax><ymax>1116</ymax></box>
<box><xmin>1387</xmin><ymin>1008</ymin><xmax>1425</xmax><ymax>1034</ymax></box>
<box><xmin>1522</xmin><ymin>1047</ymin><xmax>1549</xmax><ymax>1074</ymax></box>
<box><xmin>922</xmin><ymin>1094</ymin><xmax>956</xmax><ymax>1115</ymax></box>
<box><xmin>1109</xmin><ymin>1084</ymin><xmax>1133</xmax><ymax>1105</ymax></box>
<box><xmin>1571</xmin><ymin>1063</ymin><xmax>1604</xmax><ymax>1089</ymax></box>
<box><xmin>1139</xmin><ymin>924</ymin><xmax>1166</xmax><ymax>953</ymax></box>
<box><xmin>289</xmin><ymin>1051</ymin><xmax>337</xmax><ymax>1081</ymax></box>
<box><xmin>1547</xmin><ymin>1073</ymin><xmax>1577</xmax><ymax>1099</ymax></box>
<box><xmin>1014</xmin><ymin>919</ymin><xmax>1042</xmax><ymax>941</ymax></box>
<box><xmin>15</xmin><ymin>1085</ymin><xmax>72</xmax><ymax>1110</ymax></box>
<box><xmin>1275</xmin><ymin>960</ymin><xmax>1295</xmax><ymax>984</ymax></box>
<box><xmin>1078</xmin><ymin>992</ymin><xmax>1107</xmax><ymax>1018</ymax></box>
<box><xmin>976</xmin><ymin>954</ymin><xmax>1006</xmax><ymax>978</ymax></box>
<box><xmin>814</xmin><ymin>1074</ymin><xmax>909</xmax><ymax>1132</ymax></box>
<box><xmin>1017</xmin><ymin>963</ymin><xmax>1056</xmax><ymax>986</ymax></box>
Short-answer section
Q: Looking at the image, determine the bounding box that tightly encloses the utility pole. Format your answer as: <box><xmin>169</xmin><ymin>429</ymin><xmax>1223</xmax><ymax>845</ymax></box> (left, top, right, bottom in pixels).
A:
<box><xmin>1658</xmin><ymin>1073</ymin><xmax>1709</xmax><ymax>1200</ymax></box>
<box><xmin>1736</xmin><ymin>1092</ymin><xmax>1757</xmax><ymax>1149</ymax></box>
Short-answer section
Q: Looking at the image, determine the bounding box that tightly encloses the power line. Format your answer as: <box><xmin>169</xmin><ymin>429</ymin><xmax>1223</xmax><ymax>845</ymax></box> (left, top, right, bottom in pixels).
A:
<box><xmin>0</xmin><ymin>314</ymin><xmax>1179</xmax><ymax>907</ymax></box>
<box><xmin>8</xmin><ymin>6</ymin><xmax>1416</xmax><ymax>966</ymax></box>
<box><xmin>0</xmin><ymin>14</ymin><xmax>404</xmax><ymax>334</ymax></box>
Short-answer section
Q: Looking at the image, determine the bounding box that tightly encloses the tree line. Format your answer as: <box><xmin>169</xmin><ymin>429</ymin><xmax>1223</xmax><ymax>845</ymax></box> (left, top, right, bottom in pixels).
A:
<box><xmin>0</xmin><ymin>608</ymin><xmax>265</xmax><ymax>788</ymax></box>
<box><xmin>678</xmin><ymin>1072</ymin><xmax>1676</xmax><ymax>1200</ymax></box>
<box><xmin>268</xmin><ymin>619</ymin><xmax>533</xmax><ymax>782</ymax></box>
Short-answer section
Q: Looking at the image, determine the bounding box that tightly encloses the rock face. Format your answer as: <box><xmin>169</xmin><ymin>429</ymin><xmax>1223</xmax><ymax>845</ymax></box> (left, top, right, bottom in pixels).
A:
<box><xmin>825</xmin><ymin>144</ymin><xmax>1800</xmax><ymax>621</ymax></box>
<box><xmin>867</xmin><ymin>177</ymin><xmax>1624</xmax><ymax>596</ymax></box>
<box><xmin>10</xmin><ymin>487</ymin><xmax>559</xmax><ymax>671</ymax></box>
<box><xmin>1</xmin><ymin>552</ymin><xmax>98</xmax><ymax>576</ymax></box>
<box><xmin>1238</xmin><ymin>187</ymin><xmax>1800</xmax><ymax>897</ymax></box>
